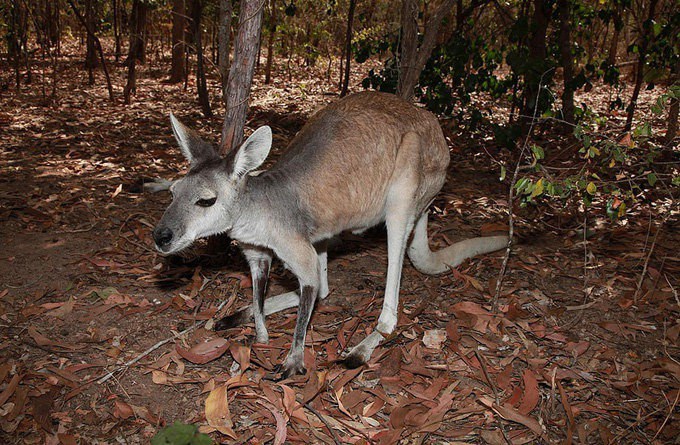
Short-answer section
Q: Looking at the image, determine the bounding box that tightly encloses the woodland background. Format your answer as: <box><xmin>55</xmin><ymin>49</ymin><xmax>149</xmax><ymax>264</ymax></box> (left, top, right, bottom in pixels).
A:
<box><xmin>0</xmin><ymin>0</ymin><xmax>678</xmax><ymax>444</ymax></box>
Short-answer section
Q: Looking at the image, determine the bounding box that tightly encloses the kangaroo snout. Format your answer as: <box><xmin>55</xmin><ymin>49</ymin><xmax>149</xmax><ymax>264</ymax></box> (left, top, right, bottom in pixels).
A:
<box><xmin>153</xmin><ymin>227</ymin><xmax>174</xmax><ymax>249</ymax></box>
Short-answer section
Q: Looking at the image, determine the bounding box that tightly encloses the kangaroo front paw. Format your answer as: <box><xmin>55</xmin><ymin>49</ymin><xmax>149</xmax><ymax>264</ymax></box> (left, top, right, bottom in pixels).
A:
<box><xmin>279</xmin><ymin>353</ymin><xmax>307</xmax><ymax>379</ymax></box>
<box><xmin>281</xmin><ymin>362</ymin><xmax>307</xmax><ymax>379</ymax></box>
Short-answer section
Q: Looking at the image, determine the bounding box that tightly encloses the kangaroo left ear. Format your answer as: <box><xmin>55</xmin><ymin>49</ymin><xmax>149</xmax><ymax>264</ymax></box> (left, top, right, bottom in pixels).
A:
<box><xmin>232</xmin><ymin>126</ymin><xmax>272</xmax><ymax>177</ymax></box>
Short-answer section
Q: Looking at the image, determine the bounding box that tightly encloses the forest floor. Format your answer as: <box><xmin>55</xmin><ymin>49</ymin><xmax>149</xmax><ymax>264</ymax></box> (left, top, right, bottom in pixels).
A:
<box><xmin>0</xmin><ymin>44</ymin><xmax>679</xmax><ymax>445</ymax></box>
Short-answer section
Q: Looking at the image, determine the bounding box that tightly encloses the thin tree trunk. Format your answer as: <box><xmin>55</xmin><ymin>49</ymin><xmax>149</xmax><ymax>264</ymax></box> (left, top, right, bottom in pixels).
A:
<box><xmin>113</xmin><ymin>0</ymin><xmax>121</xmax><ymax>62</ymax></box>
<box><xmin>625</xmin><ymin>0</ymin><xmax>658</xmax><ymax>131</ymax></box>
<box><xmin>85</xmin><ymin>0</ymin><xmax>98</xmax><ymax>85</ymax></box>
<box><xmin>558</xmin><ymin>0</ymin><xmax>574</xmax><ymax>124</ymax></box>
<box><xmin>66</xmin><ymin>0</ymin><xmax>114</xmax><ymax>101</ymax></box>
<box><xmin>124</xmin><ymin>0</ymin><xmax>148</xmax><ymax>102</ymax></box>
<box><xmin>191</xmin><ymin>0</ymin><xmax>212</xmax><ymax>117</ymax></box>
<box><xmin>397</xmin><ymin>0</ymin><xmax>456</xmax><ymax>101</ymax></box>
<box><xmin>220</xmin><ymin>0</ymin><xmax>265</xmax><ymax>154</ymax></box>
<box><xmin>521</xmin><ymin>0</ymin><xmax>552</xmax><ymax>123</ymax></box>
<box><xmin>169</xmin><ymin>0</ymin><xmax>186</xmax><ymax>83</ymax></box>
<box><xmin>340</xmin><ymin>0</ymin><xmax>357</xmax><ymax>97</ymax></box>
<box><xmin>218</xmin><ymin>0</ymin><xmax>232</xmax><ymax>97</ymax></box>
<box><xmin>264</xmin><ymin>0</ymin><xmax>276</xmax><ymax>84</ymax></box>
<box><xmin>125</xmin><ymin>0</ymin><xmax>148</xmax><ymax>66</ymax></box>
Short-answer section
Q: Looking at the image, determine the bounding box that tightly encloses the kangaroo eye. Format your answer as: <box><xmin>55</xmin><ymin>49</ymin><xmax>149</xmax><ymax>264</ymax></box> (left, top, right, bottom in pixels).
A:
<box><xmin>196</xmin><ymin>197</ymin><xmax>217</xmax><ymax>207</ymax></box>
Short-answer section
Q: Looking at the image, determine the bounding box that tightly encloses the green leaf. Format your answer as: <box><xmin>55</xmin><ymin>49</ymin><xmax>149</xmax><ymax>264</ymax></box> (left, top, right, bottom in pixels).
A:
<box><xmin>151</xmin><ymin>422</ymin><xmax>213</xmax><ymax>445</ymax></box>
<box><xmin>647</xmin><ymin>173</ymin><xmax>657</xmax><ymax>186</ymax></box>
<box><xmin>500</xmin><ymin>165</ymin><xmax>506</xmax><ymax>181</ymax></box>
<box><xmin>586</xmin><ymin>182</ymin><xmax>597</xmax><ymax>195</ymax></box>
<box><xmin>531</xmin><ymin>178</ymin><xmax>544</xmax><ymax>197</ymax></box>
<box><xmin>531</xmin><ymin>145</ymin><xmax>545</xmax><ymax>161</ymax></box>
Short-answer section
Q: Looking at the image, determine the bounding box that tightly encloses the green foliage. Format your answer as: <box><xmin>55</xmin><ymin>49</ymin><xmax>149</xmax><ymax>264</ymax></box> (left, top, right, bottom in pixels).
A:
<box><xmin>151</xmin><ymin>422</ymin><xmax>212</xmax><ymax>445</ymax></box>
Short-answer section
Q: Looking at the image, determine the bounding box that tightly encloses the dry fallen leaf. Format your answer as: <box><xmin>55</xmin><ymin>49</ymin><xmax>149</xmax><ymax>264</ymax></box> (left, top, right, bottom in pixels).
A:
<box><xmin>176</xmin><ymin>337</ymin><xmax>230</xmax><ymax>364</ymax></box>
<box><xmin>422</xmin><ymin>329</ymin><xmax>447</xmax><ymax>349</ymax></box>
<box><xmin>204</xmin><ymin>385</ymin><xmax>237</xmax><ymax>438</ymax></box>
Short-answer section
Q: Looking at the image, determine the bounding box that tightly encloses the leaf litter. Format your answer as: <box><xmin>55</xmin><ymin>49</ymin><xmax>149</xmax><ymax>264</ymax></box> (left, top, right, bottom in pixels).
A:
<box><xmin>0</xmin><ymin>42</ymin><xmax>678</xmax><ymax>444</ymax></box>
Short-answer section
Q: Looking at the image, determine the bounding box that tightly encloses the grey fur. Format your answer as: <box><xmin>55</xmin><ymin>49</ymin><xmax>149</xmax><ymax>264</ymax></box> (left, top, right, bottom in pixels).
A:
<box><xmin>154</xmin><ymin>92</ymin><xmax>508</xmax><ymax>378</ymax></box>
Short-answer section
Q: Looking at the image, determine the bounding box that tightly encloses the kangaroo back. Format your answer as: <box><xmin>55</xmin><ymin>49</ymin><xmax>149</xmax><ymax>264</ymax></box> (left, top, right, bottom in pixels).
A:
<box><xmin>259</xmin><ymin>91</ymin><xmax>450</xmax><ymax>239</ymax></box>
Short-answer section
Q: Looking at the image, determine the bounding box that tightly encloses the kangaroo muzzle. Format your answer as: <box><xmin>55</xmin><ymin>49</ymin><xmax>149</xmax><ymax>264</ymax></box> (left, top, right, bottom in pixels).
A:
<box><xmin>153</xmin><ymin>227</ymin><xmax>174</xmax><ymax>250</ymax></box>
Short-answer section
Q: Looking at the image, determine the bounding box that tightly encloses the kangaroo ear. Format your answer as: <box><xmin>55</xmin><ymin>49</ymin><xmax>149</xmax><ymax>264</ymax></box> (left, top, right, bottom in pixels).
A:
<box><xmin>170</xmin><ymin>113</ymin><xmax>217</xmax><ymax>166</ymax></box>
<box><xmin>232</xmin><ymin>126</ymin><xmax>272</xmax><ymax>177</ymax></box>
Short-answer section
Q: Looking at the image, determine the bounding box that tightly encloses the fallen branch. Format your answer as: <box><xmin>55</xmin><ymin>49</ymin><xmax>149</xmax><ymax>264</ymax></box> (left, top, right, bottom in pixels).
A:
<box><xmin>97</xmin><ymin>296</ymin><xmax>232</xmax><ymax>384</ymax></box>
<box><xmin>304</xmin><ymin>403</ymin><xmax>342</xmax><ymax>445</ymax></box>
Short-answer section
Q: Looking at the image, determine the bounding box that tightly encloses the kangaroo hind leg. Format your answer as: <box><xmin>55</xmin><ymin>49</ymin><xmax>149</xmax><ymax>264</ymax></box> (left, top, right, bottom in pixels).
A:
<box><xmin>342</xmin><ymin>132</ymin><xmax>422</xmax><ymax>368</ymax></box>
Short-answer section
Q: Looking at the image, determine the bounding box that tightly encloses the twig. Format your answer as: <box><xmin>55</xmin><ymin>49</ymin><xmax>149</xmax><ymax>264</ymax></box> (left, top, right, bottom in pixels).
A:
<box><xmin>653</xmin><ymin>390</ymin><xmax>680</xmax><ymax>441</ymax></box>
<box><xmin>97</xmin><ymin>322</ymin><xmax>202</xmax><ymax>384</ymax></box>
<box><xmin>666</xmin><ymin>274</ymin><xmax>680</xmax><ymax>310</ymax></box>
<box><xmin>634</xmin><ymin>225</ymin><xmax>660</xmax><ymax>303</ymax></box>
<box><xmin>97</xmin><ymin>297</ymin><xmax>232</xmax><ymax>384</ymax></box>
<box><xmin>475</xmin><ymin>350</ymin><xmax>512</xmax><ymax>445</ymax></box>
<box><xmin>493</xmin><ymin>68</ymin><xmax>554</xmax><ymax>312</ymax></box>
<box><xmin>304</xmin><ymin>403</ymin><xmax>342</xmax><ymax>445</ymax></box>
<box><xmin>562</xmin><ymin>211</ymin><xmax>591</xmax><ymax>330</ymax></box>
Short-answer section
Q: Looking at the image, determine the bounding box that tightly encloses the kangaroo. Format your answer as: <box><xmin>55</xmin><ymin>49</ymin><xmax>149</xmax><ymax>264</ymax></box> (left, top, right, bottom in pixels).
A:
<box><xmin>153</xmin><ymin>91</ymin><xmax>508</xmax><ymax>378</ymax></box>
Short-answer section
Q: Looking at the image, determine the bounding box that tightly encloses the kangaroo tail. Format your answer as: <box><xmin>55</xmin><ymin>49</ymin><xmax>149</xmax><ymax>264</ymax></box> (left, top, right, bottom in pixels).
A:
<box><xmin>407</xmin><ymin>212</ymin><xmax>508</xmax><ymax>275</ymax></box>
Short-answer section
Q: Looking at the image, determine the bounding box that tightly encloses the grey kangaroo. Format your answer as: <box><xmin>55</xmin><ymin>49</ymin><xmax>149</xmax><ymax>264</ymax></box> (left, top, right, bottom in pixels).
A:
<box><xmin>153</xmin><ymin>92</ymin><xmax>508</xmax><ymax>378</ymax></box>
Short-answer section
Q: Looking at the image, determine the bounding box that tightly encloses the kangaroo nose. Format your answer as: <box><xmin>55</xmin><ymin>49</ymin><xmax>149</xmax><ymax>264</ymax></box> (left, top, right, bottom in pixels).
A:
<box><xmin>154</xmin><ymin>227</ymin><xmax>173</xmax><ymax>248</ymax></box>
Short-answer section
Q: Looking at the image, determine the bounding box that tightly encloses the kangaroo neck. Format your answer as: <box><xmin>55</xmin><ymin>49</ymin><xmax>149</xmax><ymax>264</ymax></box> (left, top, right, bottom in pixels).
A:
<box><xmin>229</xmin><ymin>173</ymin><xmax>305</xmax><ymax>249</ymax></box>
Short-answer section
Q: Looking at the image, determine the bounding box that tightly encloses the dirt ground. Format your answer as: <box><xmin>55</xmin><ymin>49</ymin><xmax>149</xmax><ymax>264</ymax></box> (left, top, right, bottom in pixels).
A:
<box><xmin>1</xmin><ymin>50</ymin><xmax>679</xmax><ymax>445</ymax></box>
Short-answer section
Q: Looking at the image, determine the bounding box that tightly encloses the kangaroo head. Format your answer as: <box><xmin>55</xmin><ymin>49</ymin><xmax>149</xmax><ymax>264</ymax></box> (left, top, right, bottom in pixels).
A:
<box><xmin>153</xmin><ymin>114</ymin><xmax>272</xmax><ymax>254</ymax></box>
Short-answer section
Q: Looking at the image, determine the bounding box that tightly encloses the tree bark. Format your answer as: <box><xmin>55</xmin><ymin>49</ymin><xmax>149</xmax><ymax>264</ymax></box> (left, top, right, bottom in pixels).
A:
<box><xmin>340</xmin><ymin>0</ymin><xmax>357</xmax><ymax>97</ymax></box>
<box><xmin>85</xmin><ymin>0</ymin><xmax>98</xmax><ymax>85</ymax></box>
<box><xmin>264</xmin><ymin>0</ymin><xmax>276</xmax><ymax>84</ymax></box>
<box><xmin>124</xmin><ymin>0</ymin><xmax>149</xmax><ymax>102</ymax></box>
<box><xmin>169</xmin><ymin>0</ymin><xmax>186</xmax><ymax>83</ymax></box>
<box><xmin>624</xmin><ymin>0</ymin><xmax>658</xmax><ymax>131</ymax></box>
<box><xmin>125</xmin><ymin>0</ymin><xmax>148</xmax><ymax>66</ymax></box>
<box><xmin>113</xmin><ymin>0</ymin><xmax>121</xmax><ymax>62</ymax></box>
<box><xmin>607</xmin><ymin>4</ymin><xmax>622</xmax><ymax>66</ymax></box>
<box><xmin>522</xmin><ymin>0</ymin><xmax>552</xmax><ymax>122</ymax></box>
<box><xmin>558</xmin><ymin>0</ymin><xmax>574</xmax><ymax>124</ymax></box>
<box><xmin>191</xmin><ymin>0</ymin><xmax>212</xmax><ymax>117</ymax></box>
<box><xmin>397</xmin><ymin>0</ymin><xmax>456</xmax><ymax>102</ymax></box>
<box><xmin>220</xmin><ymin>0</ymin><xmax>265</xmax><ymax>154</ymax></box>
<box><xmin>218</xmin><ymin>0</ymin><xmax>233</xmax><ymax>97</ymax></box>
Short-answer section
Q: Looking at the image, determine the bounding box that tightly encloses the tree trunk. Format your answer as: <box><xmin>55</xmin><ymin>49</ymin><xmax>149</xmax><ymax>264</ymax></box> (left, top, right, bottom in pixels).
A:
<box><xmin>340</xmin><ymin>0</ymin><xmax>357</xmax><ymax>97</ymax></box>
<box><xmin>66</xmin><ymin>0</ymin><xmax>114</xmax><ymax>101</ymax></box>
<box><xmin>191</xmin><ymin>0</ymin><xmax>212</xmax><ymax>117</ymax></box>
<box><xmin>521</xmin><ymin>0</ymin><xmax>552</xmax><ymax>122</ymax></box>
<box><xmin>220</xmin><ymin>0</ymin><xmax>265</xmax><ymax>154</ymax></box>
<box><xmin>624</xmin><ymin>0</ymin><xmax>658</xmax><ymax>131</ymax></box>
<box><xmin>397</xmin><ymin>0</ymin><xmax>456</xmax><ymax>102</ymax></box>
<box><xmin>558</xmin><ymin>0</ymin><xmax>574</xmax><ymax>124</ymax></box>
<box><xmin>169</xmin><ymin>0</ymin><xmax>186</xmax><ymax>83</ymax></box>
<box><xmin>113</xmin><ymin>0</ymin><xmax>121</xmax><ymax>62</ymax></box>
<box><xmin>85</xmin><ymin>0</ymin><xmax>98</xmax><ymax>85</ymax></box>
<box><xmin>8</xmin><ymin>1</ymin><xmax>28</xmax><ymax>89</ymax></box>
<box><xmin>124</xmin><ymin>0</ymin><xmax>149</xmax><ymax>102</ymax></box>
<box><xmin>125</xmin><ymin>0</ymin><xmax>148</xmax><ymax>66</ymax></box>
<box><xmin>218</xmin><ymin>0</ymin><xmax>232</xmax><ymax>97</ymax></box>
<box><xmin>264</xmin><ymin>0</ymin><xmax>276</xmax><ymax>85</ymax></box>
